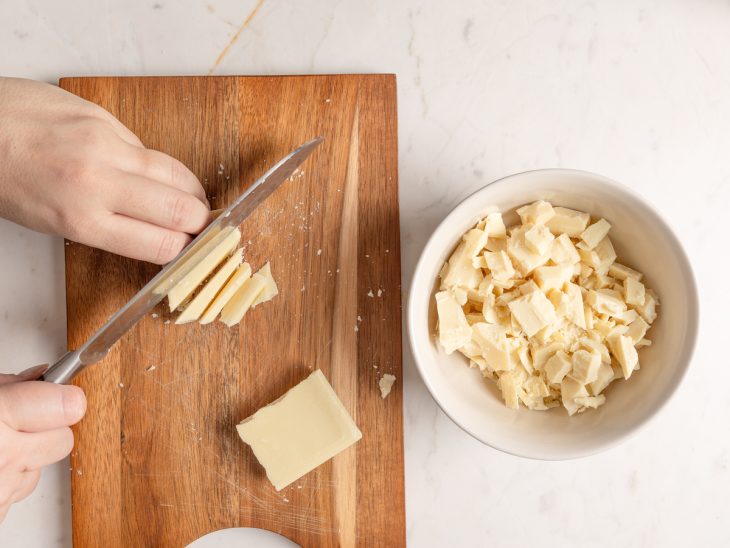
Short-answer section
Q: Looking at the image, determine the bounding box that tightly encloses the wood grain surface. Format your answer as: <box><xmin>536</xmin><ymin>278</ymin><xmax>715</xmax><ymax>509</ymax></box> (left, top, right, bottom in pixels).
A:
<box><xmin>60</xmin><ymin>75</ymin><xmax>403</xmax><ymax>547</ymax></box>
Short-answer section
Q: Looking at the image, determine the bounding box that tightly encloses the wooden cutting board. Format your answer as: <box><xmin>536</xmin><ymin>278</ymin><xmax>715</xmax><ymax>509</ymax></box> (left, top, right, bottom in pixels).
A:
<box><xmin>60</xmin><ymin>75</ymin><xmax>404</xmax><ymax>547</ymax></box>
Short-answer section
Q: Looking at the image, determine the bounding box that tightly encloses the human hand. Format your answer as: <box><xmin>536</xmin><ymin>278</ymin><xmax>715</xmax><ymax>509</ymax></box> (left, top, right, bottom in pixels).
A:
<box><xmin>0</xmin><ymin>77</ymin><xmax>210</xmax><ymax>264</ymax></box>
<box><xmin>0</xmin><ymin>366</ymin><xmax>86</xmax><ymax>522</ymax></box>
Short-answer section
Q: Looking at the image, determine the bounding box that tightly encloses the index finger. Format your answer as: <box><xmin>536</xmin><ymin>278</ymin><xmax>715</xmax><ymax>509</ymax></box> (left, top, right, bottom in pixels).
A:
<box><xmin>0</xmin><ymin>382</ymin><xmax>86</xmax><ymax>433</ymax></box>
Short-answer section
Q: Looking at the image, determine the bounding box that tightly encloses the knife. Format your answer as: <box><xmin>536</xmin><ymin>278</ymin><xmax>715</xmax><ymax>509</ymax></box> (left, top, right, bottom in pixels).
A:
<box><xmin>41</xmin><ymin>137</ymin><xmax>323</xmax><ymax>384</ymax></box>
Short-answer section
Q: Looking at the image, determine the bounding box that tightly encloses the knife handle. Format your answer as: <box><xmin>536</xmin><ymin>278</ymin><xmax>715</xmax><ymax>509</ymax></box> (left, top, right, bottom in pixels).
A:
<box><xmin>41</xmin><ymin>350</ymin><xmax>84</xmax><ymax>384</ymax></box>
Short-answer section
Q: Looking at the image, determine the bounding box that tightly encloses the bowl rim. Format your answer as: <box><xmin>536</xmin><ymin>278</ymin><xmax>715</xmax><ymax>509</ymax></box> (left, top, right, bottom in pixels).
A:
<box><xmin>407</xmin><ymin>167</ymin><xmax>700</xmax><ymax>460</ymax></box>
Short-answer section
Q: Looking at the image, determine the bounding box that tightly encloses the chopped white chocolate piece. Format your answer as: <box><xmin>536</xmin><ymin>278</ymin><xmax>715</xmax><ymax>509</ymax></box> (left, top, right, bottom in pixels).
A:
<box><xmin>497</xmin><ymin>370</ymin><xmax>523</xmax><ymax>409</ymax></box>
<box><xmin>379</xmin><ymin>374</ymin><xmax>396</xmax><ymax>399</ymax></box>
<box><xmin>546</xmin><ymin>206</ymin><xmax>590</xmax><ymax>237</ymax></box>
<box><xmin>561</xmin><ymin>376</ymin><xmax>588</xmax><ymax>416</ymax></box>
<box><xmin>579</xmin><ymin>337</ymin><xmax>610</xmax><ymax>364</ymax></box>
<box><xmin>441</xmin><ymin>241</ymin><xmax>484</xmax><ymax>290</ymax></box>
<box><xmin>484</xmin><ymin>251</ymin><xmax>515</xmax><ymax>281</ymax></box>
<box><xmin>508</xmin><ymin>291</ymin><xmax>557</xmax><ymax>337</ymax></box>
<box><xmin>472</xmin><ymin>323</ymin><xmax>514</xmax><ymax>371</ymax></box>
<box><xmin>220</xmin><ymin>270</ymin><xmax>268</xmax><ymax>327</ymax></box>
<box><xmin>571</xmin><ymin>349</ymin><xmax>601</xmax><ymax>384</ymax></box>
<box><xmin>623</xmin><ymin>277</ymin><xmax>645</xmax><ymax>307</ymax></box>
<box><xmin>609</xmin><ymin>262</ymin><xmax>643</xmax><ymax>281</ymax></box>
<box><xmin>533</xmin><ymin>264</ymin><xmax>574</xmax><ymax>293</ymax></box>
<box><xmin>252</xmin><ymin>262</ymin><xmax>279</xmax><ymax>307</ymax></box>
<box><xmin>608</xmin><ymin>335</ymin><xmax>639</xmax><ymax>379</ymax></box>
<box><xmin>199</xmin><ymin>262</ymin><xmax>252</xmax><ymax>324</ymax></box>
<box><xmin>613</xmin><ymin>309</ymin><xmax>639</xmax><ymax>325</ymax></box>
<box><xmin>484</xmin><ymin>238</ymin><xmax>507</xmax><ymax>253</ymax></box>
<box><xmin>450</xmin><ymin>286</ymin><xmax>469</xmax><ymax>306</ymax></box>
<box><xmin>580</xmin><ymin>218</ymin><xmax>612</xmax><ymax>250</ymax></box>
<box><xmin>236</xmin><ymin>369</ymin><xmax>362</xmax><ymax>491</ymax></box>
<box><xmin>635</xmin><ymin>289</ymin><xmax>659</xmax><ymax>324</ymax></box>
<box><xmin>175</xmin><ymin>249</ymin><xmax>243</xmax><ymax>324</ymax></box>
<box><xmin>587</xmin><ymin>289</ymin><xmax>627</xmax><ymax>316</ymax></box>
<box><xmin>521</xmin><ymin>376</ymin><xmax>550</xmax><ymax>410</ymax></box>
<box><xmin>483</xmin><ymin>212</ymin><xmax>507</xmax><ymax>238</ymax></box>
<box><xmin>516</xmin><ymin>200</ymin><xmax>555</xmax><ymax>225</ymax></box>
<box><xmin>589</xmin><ymin>362</ymin><xmax>615</xmax><ymax>395</ymax></box>
<box><xmin>506</xmin><ymin>225</ymin><xmax>550</xmax><ymax>274</ymax></box>
<box><xmin>593</xmin><ymin>236</ymin><xmax>617</xmax><ymax>274</ymax></box>
<box><xmin>435</xmin><ymin>291</ymin><xmax>472</xmax><ymax>354</ymax></box>
<box><xmin>544</xmin><ymin>350</ymin><xmax>572</xmax><ymax>384</ymax></box>
<box><xmin>625</xmin><ymin>316</ymin><xmax>650</xmax><ymax>344</ymax></box>
<box><xmin>524</xmin><ymin>224</ymin><xmax>555</xmax><ymax>256</ymax></box>
<box><xmin>531</xmin><ymin>341</ymin><xmax>564</xmax><ymax>371</ymax></box>
<box><xmin>462</xmin><ymin>229</ymin><xmax>489</xmax><ymax>257</ymax></box>
<box><xmin>574</xmin><ymin>395</ymin><xmax>605</xmax><ymax>409</ymax></box>
<box><xmin>166</xmin><ymin>228</ymin><xmax>241</xmax><ymax>311</ymax></box>
<box><xmin>550</xmin><ymin>233</ymin><xmax>580</xmax><ymax>265</ymax></box>
<box><xmin>564</xmin><ymin>282</ymin><xmax>587</xmax><ymax>329</ymax></box>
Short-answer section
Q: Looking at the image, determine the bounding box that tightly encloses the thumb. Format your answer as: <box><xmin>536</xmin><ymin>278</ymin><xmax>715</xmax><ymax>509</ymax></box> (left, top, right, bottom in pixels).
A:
<box><xmin>0</xmin><ymin>381</ymin><xmax>86</xmax><ymax>432</ymax></box>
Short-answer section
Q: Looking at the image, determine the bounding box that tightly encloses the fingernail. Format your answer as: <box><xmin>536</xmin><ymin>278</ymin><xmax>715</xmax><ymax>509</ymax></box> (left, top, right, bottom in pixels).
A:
<box><xmin>17</xmin><ymin>364</ymin><xmax>49</xmax><ymax>380</ymax></box>
<box><xmin>62</xmin><ymin>386</ymin><xmax>87</xmax><ymax>423</ymax></box>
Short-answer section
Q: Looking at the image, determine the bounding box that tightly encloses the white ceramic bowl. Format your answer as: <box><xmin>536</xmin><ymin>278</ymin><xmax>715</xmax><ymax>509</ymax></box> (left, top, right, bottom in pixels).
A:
<box><xmin>407</xmin><ymin>169</ymin><xmax>698</xmax><ymax>460</ymax></box>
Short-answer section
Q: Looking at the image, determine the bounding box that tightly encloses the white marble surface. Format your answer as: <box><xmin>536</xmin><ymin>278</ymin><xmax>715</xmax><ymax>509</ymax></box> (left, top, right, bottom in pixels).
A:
<box><xmin>1</xmin><ymin>0</ymin><xmax>729</xmax><ymax>546</ymax></box>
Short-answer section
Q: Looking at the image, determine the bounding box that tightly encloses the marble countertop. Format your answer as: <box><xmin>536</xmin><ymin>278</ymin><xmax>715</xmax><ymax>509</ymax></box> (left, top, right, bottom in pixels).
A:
<box><xmin>1</xmin><ymin>0</ymin><xmax>729</xmax><ymax>546</ymax></box>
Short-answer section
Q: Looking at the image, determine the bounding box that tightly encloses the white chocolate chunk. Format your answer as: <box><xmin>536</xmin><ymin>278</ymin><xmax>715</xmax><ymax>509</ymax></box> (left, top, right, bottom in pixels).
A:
<box><xmin>450</xmin><ymin>286</ymin><xmax>469</xmax><ymax>306</ymax></box>
<box><xmin>220</xmin><ymin>271</ymin><xmax>268</xmax><ymax>327</ymax></box>
<box><xmin>587</xmin><ymin>289</ymin><xmax>627</xmax><ymax>316</ymax></box>
<box><xmin>546</xmin><ymin>207</ymin><xmax>590</xmax><ymax>237</ymax></box>
<box><xmin>580</xmin><ymin>218</ymin><xmax>612</xmax><ymax>250</ymax></box>
<box><xmin>589</xmin><ymin>362</ymin><xmax>615</xmax><ymax>395</ymax></box>
<box><xmin>483</xmin><ymin>212</ymin><xmax>507</xmax><ymax>238</ymax></box>
<box><xmin>508</xmin><ymin>291</ymin><xmax>557</xmax><ymax>337</ymax></box>
<box><xmin>533</xmin><ymin>264</ymin><xmax>574</xmax><ymax>293</ymax></box>
<box><xmin>166</xmin><ymin>228</ymin><xmax>241</xmax><ymax>311</ymax></box>
<box><xmin>506</xmin><ymin>225</ymin><xmax>550</xmax><ymax>274</ymax></box>
<box><xmin>635</xmin><ymin>289</ymin><xmax>659</xmax><ymax>324</ymax></box>
<box><xmin>252</xmin><ymin>262</ymin><xmax>279</xmax><ymax>307</ymax></box>
<box><xmin>379</xmin><ymin>374</ymin><xmax>396</xmax><ymax>399</ymax></box>
<box><xmin>524</xmin><ymin>224</ymin><xmax>555</xmax><ymax>255</ymax></box>
<box><xmin>593</xmin><ymin>236</ymin><xmax>617</xmax><ymax>274</ymax></box>
<box><xmin>550</xmin><ymin>233</ymin><xmax>580</xmax><ymax>265</ymax></box>
<box><xmin>472</xmin><ymin>323</ymin><xmax>514</xmax><ymax>371</ymax></box>
<box><xmin>623</xmin><ymin>276</ymin><xmax>645</xmax><ymax>306</ymax></box>
<box><xmin>579</xmin><ymin>337</ymin><xmax>610</xmax><ymax>364</ymax></box>
<box><xmin>564</xmin><ymin>282</ymin><xmax>587</xmax><ymax>329</ymax></box>
<box><xmin>199</xmin><ymin>262</ymin><xmax>252</xmax><ymax>324</ymax></box>
<box><xmin>484</xmin><ymin>237</ymin><xmax>507</xmax><ymax>252</ymax></box>
<box><xmin>484</xmin><ymin>251</ymin><xmax>515</xmax><ymax>281</ymax></box>
<box><xmin>497</xmin><ymin>370</ymin><xmax>523</xmax><ymax>409</ymax></box>
<box><xmin>520</xmin><ymin>375</ymin><xmax>550</xmax><ymax>410</ymax></box>
<box><xmin>609</xmin><ymin>262</ymin><xmax>643</xmax><ymax>281</ymax></box>
<box><xmin>236</xmin><ymin>369</ymin><xmax>362</xmax><ymax>491</ymax></box>
<box><xmin>442</xmin><ymin>241</ymin><xmax>484</xmax><ymax>290</ymax></box>
<box><xmin>613</xmin><ymin>309</ymin><xmax>639</xmax><ymax>325</ymax></box>
<box><xmin>435</xmin><ymin>291</ymin><xmax>472</xmax><ymax>354</ymax></box>
<box><xmin>175</xmin><ymin>249</ymin><xmax>243</xmax><ymax>324</ymax></box>
<box><xmin>516</xmin><ymin>200</ymin><xmax>555</xmax><ymax>225</ymax></box>
<box><xmin>531</xmin><ymin>341</ymin><xmax>565</xmax><ymax>371</ymax></box>
<box><xmin>574</xmin><ymin>395</ymin><xmax>605</xmax><ymax>409</ymax></box>
<box><xmin>561</xmin><ymin>376</ymin><xmax>589</xmax><ymax>416</ymax></box>
<box><xmin>571</xmin><ymin>349</ymin><xmax>601</xmax><ymax>384</ymax></box>
<box><xmin>608</xmin><ymin>335</ymin><xmax>639</xmax><ymax>379</ymax></box>
<box><xmin>625</xmin><ymin>316</ymin><xmax>650</xmax><ymax>344</ymax></box>
<box><xmin>544</xmin><ymin>350</ymin><xmax>572</xmax><ymax>384</ymax></box>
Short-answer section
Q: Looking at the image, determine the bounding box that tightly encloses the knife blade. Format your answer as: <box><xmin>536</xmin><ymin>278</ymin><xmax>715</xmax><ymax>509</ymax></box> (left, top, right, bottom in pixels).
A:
<box><xmin>42</xmin><ymin>136</ymin><xmax>323</xmax><ymax>384</ymax></box>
